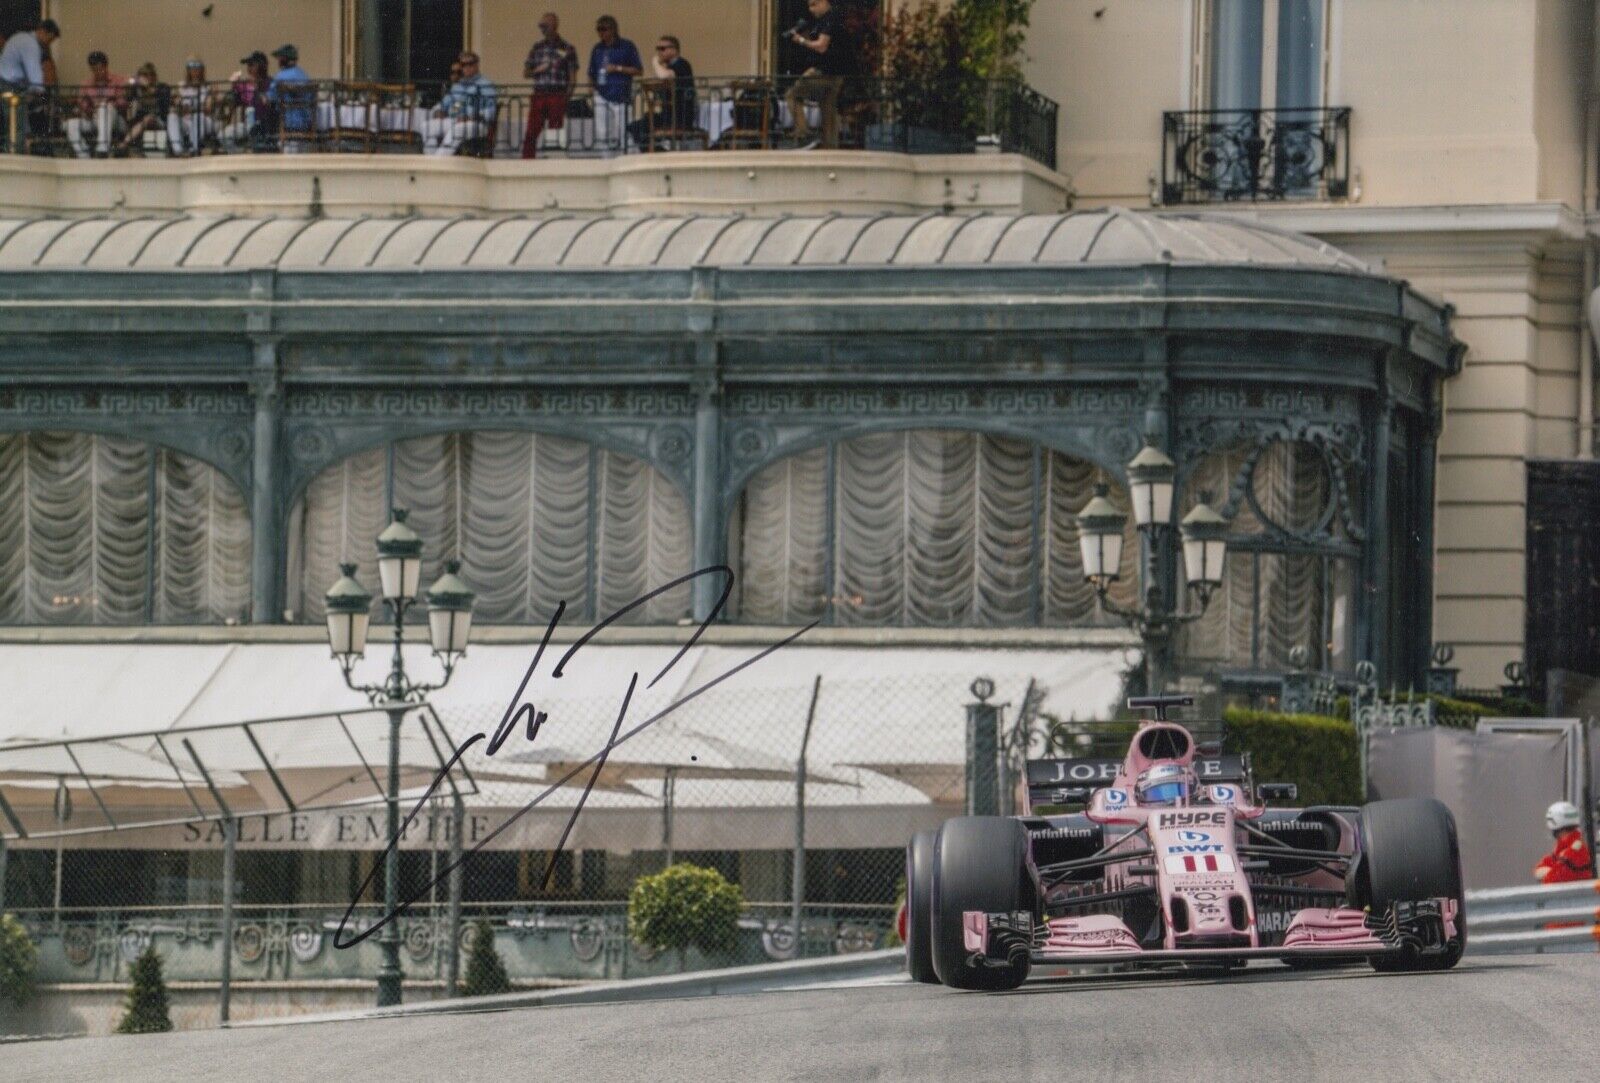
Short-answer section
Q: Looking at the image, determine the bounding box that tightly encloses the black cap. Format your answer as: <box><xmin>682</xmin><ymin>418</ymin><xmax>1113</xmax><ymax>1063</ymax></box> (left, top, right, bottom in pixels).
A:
<box><xmin>271</xmin><ymin>43</ymin><xmax>298</xmax><ymax>62</ymax></box>
<box><xmin>39</xmin><ymin>19</ymin><xmax>60</xmax><ymax>36</ymax></box>
<box><xmin>240</xmin><ymin>50</ymin><xmax>268</xmax><ymax>66</ymax></box>
<box><xmin>87</xmin><ymin>51</ymin><xmax>108</xmax><ymax>66</ymax></box>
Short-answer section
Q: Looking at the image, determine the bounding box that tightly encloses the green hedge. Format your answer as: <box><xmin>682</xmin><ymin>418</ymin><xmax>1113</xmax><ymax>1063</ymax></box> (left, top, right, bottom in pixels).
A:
<box><xmin>1223</xmin><ymin>707</ymin><xmax>1360</xmax><ymax>806</ymax></box>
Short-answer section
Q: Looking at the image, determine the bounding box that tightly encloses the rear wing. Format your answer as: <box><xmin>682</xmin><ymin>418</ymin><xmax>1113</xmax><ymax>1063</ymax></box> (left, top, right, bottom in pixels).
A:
<box><xmin>1025</xmin><ymin>752</ymin><xmax>1251</xmax><ymax>811</ymax></box>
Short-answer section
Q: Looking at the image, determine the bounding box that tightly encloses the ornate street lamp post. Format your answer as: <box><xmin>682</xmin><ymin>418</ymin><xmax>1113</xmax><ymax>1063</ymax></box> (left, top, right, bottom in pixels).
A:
<box><xmin>1077</xmin><ymin>444</ymin><xmax>1230</xmax><ymax>694</ymax></box>
<box><xmin>324</xmin><ymin>509</ymin><xmax>475</xmax><ymax>1008</ymax></box>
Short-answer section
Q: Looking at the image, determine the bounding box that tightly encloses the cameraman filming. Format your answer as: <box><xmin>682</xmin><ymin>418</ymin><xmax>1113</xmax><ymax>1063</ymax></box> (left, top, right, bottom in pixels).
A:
<box><xmin>784</xmin><ymin>0</ymin><xmax>850</xmax><ymax>149</ymax></box>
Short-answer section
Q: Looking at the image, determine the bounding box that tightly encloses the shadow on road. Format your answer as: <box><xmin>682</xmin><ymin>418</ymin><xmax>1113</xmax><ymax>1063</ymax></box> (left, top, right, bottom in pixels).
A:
<box><xmin>978</xmin><ymin>956</ymin><xmax>1540</xmax><ymax>998</ymax></box>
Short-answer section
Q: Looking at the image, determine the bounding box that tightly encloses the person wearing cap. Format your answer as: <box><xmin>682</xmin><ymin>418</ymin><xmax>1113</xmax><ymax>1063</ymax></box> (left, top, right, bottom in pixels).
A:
<box><xmin>428</xmin><ymin>51</ymin><xmax>497</xmax><ymax>156</ymax></box>
<box><xmin>167</xmin><ymin>56</ymin><xmax>214</xmax><ymax>156</ymax></box>
<box><xmin>116</xmin><ymin>62</ymin><xmax>170</xmax><ymax>156</ymax></box>
<box><xmin>220</xmin><ymin>51</ymin><xmax>271</xmax><ymax>152</ymax></box>
<box><xmin>65</xmin><ymin>50</ymin><xmax>126</xmax><ymax>158</ymax></box>
<box><xmin>265</xmin><ymin>43</ymin><xmax>313</xmax><ymax>151</ymax></box>
<box><xmin>0</xmin><ymin>18</ymin><xmax>60</xmax><ymax>152</ymax></box>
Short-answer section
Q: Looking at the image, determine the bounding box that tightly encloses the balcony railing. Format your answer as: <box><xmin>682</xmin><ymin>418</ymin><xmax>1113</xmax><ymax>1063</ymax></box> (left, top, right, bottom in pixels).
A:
<box><xmin>1161</xmin><ymin>107</ymin><xmax>1350</xmax><ymax>204</ymax></box>
<box><xmin>1</xmin><ymin>76</ymin><xmax>1058</xmax><ymax>170</ymax></box>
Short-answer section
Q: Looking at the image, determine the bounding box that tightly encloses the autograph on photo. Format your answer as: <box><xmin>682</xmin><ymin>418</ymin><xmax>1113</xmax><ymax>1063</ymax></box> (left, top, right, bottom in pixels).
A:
<box><xmin>334</xmin><ymin>565</ymin><xmax>816</xmax><ymax>950</ymax></box>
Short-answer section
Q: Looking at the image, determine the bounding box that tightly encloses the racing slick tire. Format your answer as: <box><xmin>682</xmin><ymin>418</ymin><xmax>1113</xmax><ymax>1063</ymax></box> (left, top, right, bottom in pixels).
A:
<box><xmin>930</xmin><ymin>816</ymin><xmax>1034</xmax><ymax>991</ymax></box>
<box><xmin>1354</xmin><ymin>797</ymin><xmax>1466</xmax><ymax>972</ymax></box>
<box><xmin>905</xmin><ymin>830</ymin><xmax>940</xmax><ymax>984</ymax></box>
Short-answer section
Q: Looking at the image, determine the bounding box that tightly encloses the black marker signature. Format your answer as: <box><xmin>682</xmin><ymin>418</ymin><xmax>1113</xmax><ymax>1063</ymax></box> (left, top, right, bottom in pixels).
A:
<box><xmin>334</xmin><ymin>565</ymin><xmax>816</xmax><ymax>950</ymax></box>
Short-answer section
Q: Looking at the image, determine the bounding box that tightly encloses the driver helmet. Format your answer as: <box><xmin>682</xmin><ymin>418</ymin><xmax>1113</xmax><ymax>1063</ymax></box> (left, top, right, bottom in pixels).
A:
<box><xmin>1135</xmin><ymin>762</ymin><xmax>1194</xmax><ymax>807</ymax></box>
<box><xmin>1545</xmin><ymin>800</ymin><xmax>1581</xmax><ymax>833</ymax></box>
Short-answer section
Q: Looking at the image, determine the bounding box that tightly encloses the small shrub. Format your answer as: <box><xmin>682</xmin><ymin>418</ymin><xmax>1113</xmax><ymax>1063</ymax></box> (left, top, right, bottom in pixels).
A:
<box><xmin>0</xmin><ymin>913</ymin><xmax>38</xmax><ymax>1008</ymax></box>
<box><xmin>628</xmin><ymin>863</ymin><xmax>744</xmax><ymax>962</ymax></box>
<box><xmin>115</xmin><ymin>946</ymin><xmax>173</xmax><ymax>1034</ymax></box>
<box><xmin>461</xmin><ymin>920</ymin><xmax>511</xmax><ymax>997</ymax></box>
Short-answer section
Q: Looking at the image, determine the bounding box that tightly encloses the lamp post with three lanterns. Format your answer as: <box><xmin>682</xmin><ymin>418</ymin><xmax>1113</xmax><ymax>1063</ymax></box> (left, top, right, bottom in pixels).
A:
<box><xmin>323</xmin><ymin>508</ymin><xmax>475</xmax><ymax>1007</ymax></box>
<box><xmin>1076</xmin><ymin>444</ymin><xmax>1231</xmax><ymax>696</ymax></box>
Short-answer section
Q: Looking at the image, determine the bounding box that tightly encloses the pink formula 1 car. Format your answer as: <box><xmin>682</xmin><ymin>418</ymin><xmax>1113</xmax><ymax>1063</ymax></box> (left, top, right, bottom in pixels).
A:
<box><xmin>904</xmin><ymin>696</ymin><xmax>1465</xmax><ymax>990</ymax></box>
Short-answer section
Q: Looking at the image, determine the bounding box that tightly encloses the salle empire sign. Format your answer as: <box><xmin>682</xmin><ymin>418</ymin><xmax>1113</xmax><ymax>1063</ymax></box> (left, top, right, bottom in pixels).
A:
<box><xmin>56</xmin><ymin>810</ymin><xmax>505</xmax><ymax>852</ymax></box>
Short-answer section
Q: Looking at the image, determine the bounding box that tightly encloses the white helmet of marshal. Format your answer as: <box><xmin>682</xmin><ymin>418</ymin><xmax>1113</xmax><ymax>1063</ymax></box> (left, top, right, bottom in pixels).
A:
<box><xmin>1135</xmin><ymin>762</ymin><xmax>1194</xmax><ymax>807</ymax></box>
<box><xmin>1545</xmin><ymin>800</ymin><xmax>1581</xmax><ymax>832</ymax></box>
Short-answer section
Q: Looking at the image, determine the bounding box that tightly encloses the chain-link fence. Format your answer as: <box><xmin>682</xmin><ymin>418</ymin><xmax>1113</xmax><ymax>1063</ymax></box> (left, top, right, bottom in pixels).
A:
<box><xmin>2</xmin><ymin>665</ymin><xmax>1118</xmax><ymax>1004</ymax></box>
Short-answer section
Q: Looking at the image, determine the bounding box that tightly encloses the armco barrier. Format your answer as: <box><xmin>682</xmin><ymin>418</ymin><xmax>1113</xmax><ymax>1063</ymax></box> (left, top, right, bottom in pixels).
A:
<box><xmin>1465</xmin><ymin>879</ymin><xmax>1600</xmax><ymax>955</ymax></box>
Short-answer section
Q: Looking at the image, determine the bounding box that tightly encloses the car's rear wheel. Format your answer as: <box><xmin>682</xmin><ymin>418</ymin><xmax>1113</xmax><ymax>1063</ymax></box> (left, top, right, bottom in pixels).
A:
<box><xmin>1353</xmin><ymin>797</ymin><xmax>1466</xmax><ymax>972</ymax></box>
<box><xmin>930</xmin><ymin>816</ymin><xmax>1033</xmax><ymax>990</ymax></box>
<box><xmin>905</xmin><ymin>830</ymin><xmax>939</xmax><ymax>984</ymax></box>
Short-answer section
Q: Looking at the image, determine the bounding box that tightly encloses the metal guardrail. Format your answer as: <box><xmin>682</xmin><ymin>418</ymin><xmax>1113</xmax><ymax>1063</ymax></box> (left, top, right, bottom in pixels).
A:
<box><xmin>1465</xmin><ymin>879</ymin><xmax>1600</xmax><ymax>955</ymax></box>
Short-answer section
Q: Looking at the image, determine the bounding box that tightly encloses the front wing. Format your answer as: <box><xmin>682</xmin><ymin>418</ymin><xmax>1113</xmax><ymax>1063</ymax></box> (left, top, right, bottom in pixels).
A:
<box><xmin>964</xmin><ymin>900</ymin><xmax>1460</xmax><ymax>967</ymax></box>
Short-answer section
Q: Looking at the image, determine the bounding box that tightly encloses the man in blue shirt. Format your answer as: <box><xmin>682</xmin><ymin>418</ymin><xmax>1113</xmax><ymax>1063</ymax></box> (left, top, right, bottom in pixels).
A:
<box><xmin>265</xmin><ymin>43</ymin><xmax>313</xmax><ymax>151</ymax></box>
<box><xmin>428</xmin><ymin>51</ymin><xmax>498</xmax><ymax>156</ymax></box>
<box><xmin>0</xmin><ymin>18</ymin><xmax>61</xmax><ymax>152</ymax></box>
<box><xmin>587</xmin><ymin>15</ymin><xmax>641</xmax><ymax>157</ymax></box>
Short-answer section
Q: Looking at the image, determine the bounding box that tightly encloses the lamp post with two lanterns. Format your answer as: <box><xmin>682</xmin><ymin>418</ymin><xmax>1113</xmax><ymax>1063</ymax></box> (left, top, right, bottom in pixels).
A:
<box><xmin>1076</xmin><ymin>444</ymin><xmax>1231</xmax><ymax>696</ymax></box>
<box><xmin>323</xmin><ymin>508</ymin><xmax>475</xmax><ymax>1008</ymax></box>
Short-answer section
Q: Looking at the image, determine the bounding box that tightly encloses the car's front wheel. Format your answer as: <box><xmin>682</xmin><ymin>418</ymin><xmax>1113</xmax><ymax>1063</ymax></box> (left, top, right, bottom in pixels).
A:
<box><xmin>1352</xmin><ymin>797</ymin><xmax>1466</xmax><ymax>972</ymax></box>
<box><xmin>929</xmin><ymin>816</ymin><xmax>1033</xmax><ymax>990</ymax></box>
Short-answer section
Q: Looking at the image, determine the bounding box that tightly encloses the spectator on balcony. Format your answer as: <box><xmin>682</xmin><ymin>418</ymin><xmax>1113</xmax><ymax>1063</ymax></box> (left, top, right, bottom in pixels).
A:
<box><xmin>588</xmin><ymin>15</ymin><xmax>641</xmax><ymax>158</ymax></box>
<box><xmin>65</xmin><ymin>50</ymin><xmax>126</xmax><ymax>158</ymax></box>
<box><xmin>221</xmin><ymin>51</ymin><xmax>271</xmax><ymax>152</ymax></box>
<box><xmin>115</xmin><ymin>63</ymin><xmax>170</xmax><ymax>156</ymax></box>
<box><xmin>784</xmin><ymin>0</ymin><xmax>851</xmax><ymax>150</ymax></box>
<box><xmin>627</xmin><ymin>36</ymin><xmax>695</xmax><ymax>151</ymax></box>
<box><xmin>167</xmin><ymin>57</ymin><xmax>215</xmax><ymax>157</ymax></box>
<box><xmin>0</xmin><ymin>18</ymin><xmax>61</xmax><ymax>153</ymax></box>
<box><xmin>421</xmin><ymin>57</ymin><xmax>463</xmax><ymax>151</ymax></box>
<box><xmin>520</xmin><ymin>12</ymin><xmax>577</xmax><ymax>159</ymax></box>
<box><xmin>266</xmin><ymin>43</ymin><xmax>313</xmax><ymax>152</ymax></box>
<box><xmin>428</xmin><ymin>52</ymin><xmax>497</xmax><ymax>156</ymax></box>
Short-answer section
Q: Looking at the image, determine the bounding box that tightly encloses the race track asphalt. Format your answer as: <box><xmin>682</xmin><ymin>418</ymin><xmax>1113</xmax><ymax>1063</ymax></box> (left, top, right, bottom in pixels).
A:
<box><xmin>7</xmin><ymin>955</ymin><xmax>1596</xmax><ymax>1083</ymax></box>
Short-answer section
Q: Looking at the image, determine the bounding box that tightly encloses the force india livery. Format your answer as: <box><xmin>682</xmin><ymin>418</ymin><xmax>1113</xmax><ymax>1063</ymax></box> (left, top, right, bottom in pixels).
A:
<box><xmin>904</xmin><ymin>696</ymin><xmax>1466</xmax><ymax>990</ymax></box>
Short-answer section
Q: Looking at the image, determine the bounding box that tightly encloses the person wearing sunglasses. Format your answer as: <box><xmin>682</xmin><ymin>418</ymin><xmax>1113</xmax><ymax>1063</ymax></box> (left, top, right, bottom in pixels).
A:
<box><xmin>521</xmin><ymin>11</ymin><xmax>578</xmax><ymax>159</ymax></box>
<box><xmin>429</xmin><ymin>52</ymin><xmax>497</xmax><ymax>156</ymax></box>
<box><xmin>629</xmin><ymin>36</ymin><xmax>695</xmax><ymax>151</ymax></box>
<box><xmin>587</xmin><ymin>15</ymin><xmax>641</xmax><ymax>157</ymax></box>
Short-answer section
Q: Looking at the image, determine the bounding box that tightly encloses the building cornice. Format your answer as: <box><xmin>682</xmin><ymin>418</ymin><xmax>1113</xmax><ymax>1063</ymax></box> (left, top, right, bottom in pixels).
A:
<box><xmin>1161</xmin><ymin>201</ymin><xmax>1589</xmax><ymax>249</ymax></box>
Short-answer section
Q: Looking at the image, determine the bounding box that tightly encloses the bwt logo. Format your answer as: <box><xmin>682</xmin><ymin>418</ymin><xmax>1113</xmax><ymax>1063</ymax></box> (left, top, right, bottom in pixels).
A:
<box><xmin>1104</xmin><ymin>788</ymin><xmax>1129</xmax><ymax>805</ymax></box>
<box><xmin>1210</xmin><ymin>785</ymin><xmax>1237</xmax><ymax>802</ymax></box>
<box><xmin>1176</xmin><ymin>830</ymin><xmax>1212</xmax><ymax>843</ymax></box>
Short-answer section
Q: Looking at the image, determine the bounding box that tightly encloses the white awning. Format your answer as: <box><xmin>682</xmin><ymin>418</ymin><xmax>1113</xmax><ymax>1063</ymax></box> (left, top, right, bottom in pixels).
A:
<box><xmin>0</xmin><ymin>640</ymin><xmax>1135</xmax><ymax>850</ymax></box>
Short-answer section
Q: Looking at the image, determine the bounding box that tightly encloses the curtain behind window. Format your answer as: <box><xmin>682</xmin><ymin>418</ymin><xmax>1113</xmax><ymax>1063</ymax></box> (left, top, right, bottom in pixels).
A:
<box><xmin>735</xmin><ymin>431</ymin><xmax>1137</xmax><ymax>627</ymax></box>
<box><xmin>290</xmin><ymin>432</ymin><xmax>691</xmax><ymax>625</ymax></box>
<box><xmin>0</xmin><ymin>432</ymin><xmax>250</xmax><ymax>624</ymax></box>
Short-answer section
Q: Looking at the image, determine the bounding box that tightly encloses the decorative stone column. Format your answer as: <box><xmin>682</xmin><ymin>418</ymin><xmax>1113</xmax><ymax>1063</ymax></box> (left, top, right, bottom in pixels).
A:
<box><xmin>250</xmin><ymin>337</ymin><xmax>282</xmax><ymax>624</ymax></box>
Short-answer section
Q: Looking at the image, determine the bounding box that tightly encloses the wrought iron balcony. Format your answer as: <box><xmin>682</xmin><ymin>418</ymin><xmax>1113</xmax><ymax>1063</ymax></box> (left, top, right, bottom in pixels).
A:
<box><xmin>1161</xmin><ymin>107</ymin><xmax>1350</xmax><ymax>204</ymax></box>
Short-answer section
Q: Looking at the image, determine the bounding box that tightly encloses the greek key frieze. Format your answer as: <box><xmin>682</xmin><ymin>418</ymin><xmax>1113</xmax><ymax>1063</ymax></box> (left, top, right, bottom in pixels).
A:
<box><xmin>0</xmin><ymin>387</ymin><xmax>250</xmax><ymax>417</ymax></box>
<box><xmin>723</xmin><ymin>385</ymin><xmax>1142</xmax><ymax>418</ymax></box>
<box><xmin>284</xmin><ymin>387</ymin><xmax>695</xmax><ymax>419</ymax></box>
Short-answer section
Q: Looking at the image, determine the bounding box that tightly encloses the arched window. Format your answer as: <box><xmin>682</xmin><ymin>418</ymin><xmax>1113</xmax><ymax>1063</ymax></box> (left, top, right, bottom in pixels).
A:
<box><xmin>0</xmin><ymin>432</ymin><xmax>251</xmax><ymax>624</ymax></box>
<box><xmin>288</xmin><ymin>431</ymin><xmax>691</xmax><ymax>624</ymax></box>
<box><xmin>729</xmin><ymin>431</ymin><xmax>1138</xmax><ymax>626</ymax></box>
<box><xmin>1179</xmin><ymin>440</ymin><xmax>1357</xmax><ymax>672</ymax></box>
